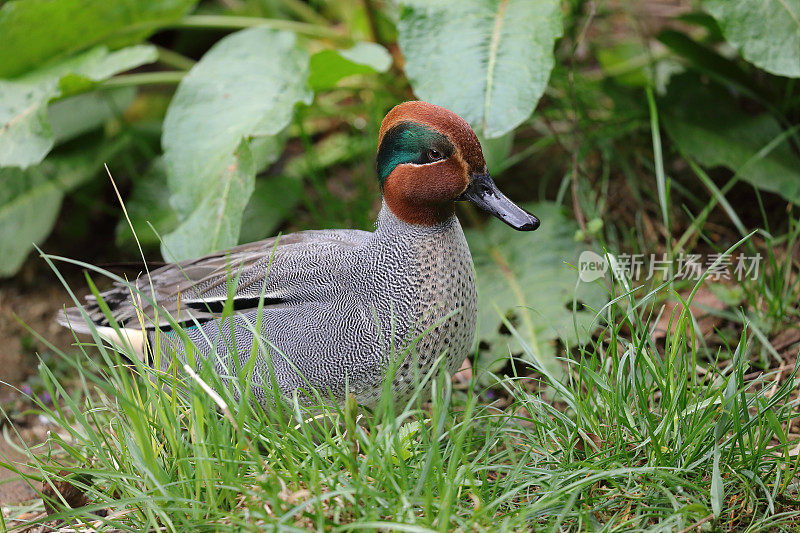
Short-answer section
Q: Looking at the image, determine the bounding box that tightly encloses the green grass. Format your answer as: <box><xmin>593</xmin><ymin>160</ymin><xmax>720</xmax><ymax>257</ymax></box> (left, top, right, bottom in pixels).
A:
<box><xmin>2</xmin><ymin>255</ymin><xmax>800</xmax><ymax>532</ymax></box>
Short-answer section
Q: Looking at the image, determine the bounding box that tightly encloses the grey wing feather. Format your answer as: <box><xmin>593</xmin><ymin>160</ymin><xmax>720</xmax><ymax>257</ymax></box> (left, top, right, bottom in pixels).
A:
<box><xmin>57</xmin><ymin>229</ymin><xmax>369</xmax><ymax>331</ymax></box>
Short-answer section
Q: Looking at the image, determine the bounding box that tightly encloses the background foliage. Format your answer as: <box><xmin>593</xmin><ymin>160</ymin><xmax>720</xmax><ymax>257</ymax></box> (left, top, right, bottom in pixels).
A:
<box><xmin>2</xmin><ymin>0</ymin><xmax>800</xmax><ymax>529</ymax></box>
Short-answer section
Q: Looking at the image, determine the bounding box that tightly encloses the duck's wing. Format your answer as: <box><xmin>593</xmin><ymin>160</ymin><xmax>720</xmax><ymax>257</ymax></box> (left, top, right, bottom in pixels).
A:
<box><xmin>58</xmin><ymin>229</ymin><xmax>370</xmax><ymax>333</ymax></box>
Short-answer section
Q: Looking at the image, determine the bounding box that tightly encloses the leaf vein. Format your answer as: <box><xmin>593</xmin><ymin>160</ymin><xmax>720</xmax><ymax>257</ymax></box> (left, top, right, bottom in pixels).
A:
<box><xmin>775</xmin><ymin>0</ymin><xmax>800</xmax><ymax>28</ymax></box>
<box><xmin>483</xmin><ymin>0</ymin><xmax>509</xmax><ymax>137</ymax></box>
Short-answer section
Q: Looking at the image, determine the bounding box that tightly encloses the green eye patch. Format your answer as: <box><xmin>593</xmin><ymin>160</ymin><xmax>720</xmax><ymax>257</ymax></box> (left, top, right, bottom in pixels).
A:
<box><xmin>376</xmin><ymin>121</ymin><xmax>454</xmax><ymax>185</ymax></box>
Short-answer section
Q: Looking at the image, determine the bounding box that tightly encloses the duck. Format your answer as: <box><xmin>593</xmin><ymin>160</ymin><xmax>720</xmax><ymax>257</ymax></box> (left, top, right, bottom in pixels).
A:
<box><xmin>57</xmin><ymin>101</ymin><xmax>539</xmax><ymax>408</ymax></box>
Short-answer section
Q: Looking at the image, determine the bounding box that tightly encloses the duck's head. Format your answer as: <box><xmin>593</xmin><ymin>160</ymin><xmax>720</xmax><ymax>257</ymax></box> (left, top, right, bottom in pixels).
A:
<box><xmin>377</xmin><ymin>101</ymin><xmax>539</xmax><ymax>230</ymax></box>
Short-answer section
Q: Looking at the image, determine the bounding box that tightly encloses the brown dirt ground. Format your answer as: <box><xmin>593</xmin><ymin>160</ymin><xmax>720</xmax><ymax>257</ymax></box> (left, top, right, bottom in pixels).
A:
<box><xmin>0</xmin><ymin>261</ymin><xmax>83</xmax><ymax>507</ymax></box>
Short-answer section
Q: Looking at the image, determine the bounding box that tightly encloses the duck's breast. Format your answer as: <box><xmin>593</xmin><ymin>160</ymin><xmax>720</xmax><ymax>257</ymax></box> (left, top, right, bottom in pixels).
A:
<box><xmin>385</xmin><ymin>218</ymin><xmax>478</xmax><ymax>397</ymax></box>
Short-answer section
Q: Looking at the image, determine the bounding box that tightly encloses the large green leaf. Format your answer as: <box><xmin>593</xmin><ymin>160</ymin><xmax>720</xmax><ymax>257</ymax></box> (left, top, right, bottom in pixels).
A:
<box><xmin>0</xmin><ymin>45</ymin><xmax>156</xmax><ymax>168</ymax></box>
<box><xmin>163</xmin><ymin>142</ymin><xmax>256</xmax><ymax>261</ymax></box>
<box><xmin>116</xmin><ymin>158</ymin><xmax>179</xmax><ymax>248</ymax></box>
<box><xmin>465</xmin><ymin>202</ymin><xmax>607</xmax><ymax>376</ymax></box>
<box><xmin>0</xmin><ymin>142</ymin><xmax>114</xmax><ymax>276</ymax></box>
<box><xmin>398</xmin><ymin>0</ymin><xmax>563</xmax><ymax>138</ymax></box>
<box><xmin>0</xmin><ymin>0</ymin><xmax>197</xmax><ymax>79</ymax></box>
<box><xmin>118</xmin><ymin>145</ymin><xmax>298</xmax><ymax>249</ymax></box>
<box><xmin>238</xmin><ymin>135</ymin><xmax>301</xmax><ymax>244</ymax></box>
<box><xmin>238</xmin><ymin>176</ymin><xmax>303</xmax><ymax>244</ymax></box>
<box><xmin>705</xmin><ymin>0</ymin><xmax>800</xmax><ymax>78</ymax></box>
<box><xmin>661</xmin><ymin>75</ymin><xmax>800</xmax><ymax>204</ymax></box>
<box><xmin>308</xmin><ymin>42</ymin><xmax>392</xmax><ymax>91</ymax></box>
<box><xmin>49</xmin><ymin>87</ymin><xmax>137</xmax><ymax>144</ymax></box>
<box><xmin>161</xmin><ymin>27</ymin><xmax>312</xmax><ymax>261</ymax></box>
<box><xmin>0</xmin><ymin>81</ymin><xmax>55</xmax><ymax>169</ymax></box>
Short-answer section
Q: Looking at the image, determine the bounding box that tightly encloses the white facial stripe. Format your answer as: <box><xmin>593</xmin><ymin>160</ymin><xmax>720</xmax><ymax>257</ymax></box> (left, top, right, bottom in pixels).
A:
<box><xmin>404</xmin><ymin>159</ymin><xmax>449</xmax><ymax>168</ymax></box>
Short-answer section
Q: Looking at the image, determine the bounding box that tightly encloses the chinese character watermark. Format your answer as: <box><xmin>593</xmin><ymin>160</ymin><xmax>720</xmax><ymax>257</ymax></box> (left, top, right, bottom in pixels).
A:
<box><xmin>578</xmin><ymin>252</ymin><xmax>762</xmax><ymax>283</ymax></box>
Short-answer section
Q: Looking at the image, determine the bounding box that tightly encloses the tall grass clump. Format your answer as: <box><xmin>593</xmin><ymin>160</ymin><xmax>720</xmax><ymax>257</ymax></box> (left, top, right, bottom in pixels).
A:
<box><xmin>2</xmin><ymin>255</ymin><xmax>799</xmax><ymax>532</ymax></box>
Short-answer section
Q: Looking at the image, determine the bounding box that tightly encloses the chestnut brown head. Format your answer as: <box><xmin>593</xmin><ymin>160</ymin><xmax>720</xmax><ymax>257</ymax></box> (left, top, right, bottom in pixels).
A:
<box><xmin>376</xmin><ymin>101</ymin><xmax>539</xmax><ymax>230</ymax></box>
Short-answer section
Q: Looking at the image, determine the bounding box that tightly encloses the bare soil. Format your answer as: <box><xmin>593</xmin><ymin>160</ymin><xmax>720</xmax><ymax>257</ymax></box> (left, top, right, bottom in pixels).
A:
<box><xmin>0</xmin><ymin>260</ymin><xmax>84</xmax><ymax>506</ymax></box>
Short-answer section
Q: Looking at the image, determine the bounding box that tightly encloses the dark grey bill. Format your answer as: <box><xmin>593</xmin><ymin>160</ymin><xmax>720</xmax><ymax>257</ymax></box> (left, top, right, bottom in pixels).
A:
<box><xmin>458</xmin><ymin>172</ymin><xmax>540</xmax><ymax>231</ymax></box>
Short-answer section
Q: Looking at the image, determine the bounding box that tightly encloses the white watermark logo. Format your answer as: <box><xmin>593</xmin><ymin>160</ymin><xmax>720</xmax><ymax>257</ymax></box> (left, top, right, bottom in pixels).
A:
<box><xmin>578</xmin><ymin>250</ymin><xmax>608</xmax><ymax>282</ymax></box>
<box><xmin>578</xmin><ymin>252</ymin><xmax>762</xmax><ymax>282</ymax></box>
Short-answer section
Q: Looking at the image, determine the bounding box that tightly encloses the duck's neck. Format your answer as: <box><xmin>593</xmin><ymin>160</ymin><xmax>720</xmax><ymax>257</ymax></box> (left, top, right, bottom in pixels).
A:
<box><xmin>374</xmin><ymin>199</ymin><xmax>458</xmax><ymax>239</ymax></box>
<box><xmin>381</xmin><ymin>185</ymin><xmax>457</xmax><ymax>227</ymax></box>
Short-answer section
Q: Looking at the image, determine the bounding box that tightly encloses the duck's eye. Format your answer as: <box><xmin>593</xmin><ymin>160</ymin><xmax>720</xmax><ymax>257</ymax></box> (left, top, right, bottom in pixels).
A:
<box><xmin>426</xmin><ymin>148</ymin><xmax>443</xmax><ymax>162</ymax></box>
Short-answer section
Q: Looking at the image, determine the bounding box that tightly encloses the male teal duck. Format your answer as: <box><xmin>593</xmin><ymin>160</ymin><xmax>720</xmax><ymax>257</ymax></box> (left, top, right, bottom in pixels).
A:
<box><xmin>58</xmin><ymin>101</ymin><xmax>539</xmax><ymax>408</ymax></box>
